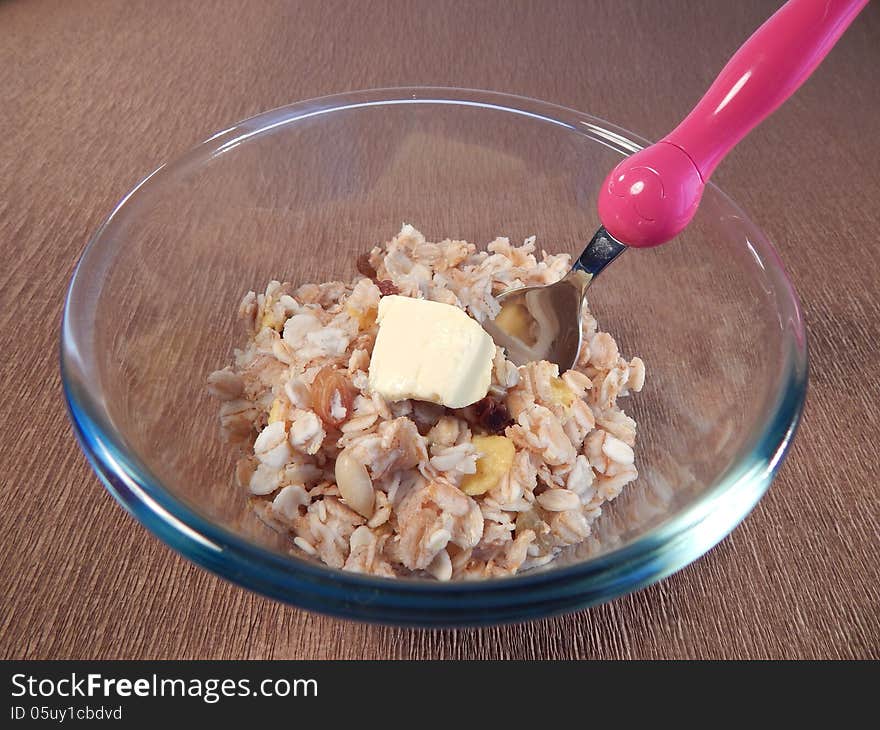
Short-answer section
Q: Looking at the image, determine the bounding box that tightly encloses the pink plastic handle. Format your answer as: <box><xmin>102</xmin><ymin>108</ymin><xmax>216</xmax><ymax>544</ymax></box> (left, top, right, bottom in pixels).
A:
<box><xmin>598</xmin><ymin>0</ymin><xmax>869</xmax><ymax>248</ymax></box>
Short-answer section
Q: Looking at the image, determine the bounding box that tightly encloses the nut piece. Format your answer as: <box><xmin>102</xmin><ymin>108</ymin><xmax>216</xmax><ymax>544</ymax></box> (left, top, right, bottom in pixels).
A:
<box><xmin>311</xmin><ymin>367</ymin><xmax>355</xmax><ymax>428</ymax></box>
<box><xmin>460</xmin><ymin>435</ymin><xmax>515</xmax><ymax>496</ymax></box>
<box><xmin>335</xmin><ymin>448</ymin><xmax>375</xmax><ymax>518</ymax></box>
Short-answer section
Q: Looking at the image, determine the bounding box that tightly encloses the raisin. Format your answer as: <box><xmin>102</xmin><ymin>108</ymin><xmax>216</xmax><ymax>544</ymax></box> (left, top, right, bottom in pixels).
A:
<box><xmin>473</xmin><ymin>396</ymin><xmax>513</xmax><ymax>434</ymax></box>
<box><xmin>376</xmin><ymin>279</ymin><xmax>399</xmax><ymax>297</ymax></box>
<box><xmin>356</xmin><ymin>252</ymin><xmax>377</xmax><ymax>280</ymax></box>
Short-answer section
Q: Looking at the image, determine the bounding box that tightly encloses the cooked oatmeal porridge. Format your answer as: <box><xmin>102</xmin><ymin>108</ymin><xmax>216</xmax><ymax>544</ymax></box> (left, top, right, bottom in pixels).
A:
<box><xmin>207</xmin><ymin>225</ymin><xmax>645</xmax><ymax>580</ymax></box>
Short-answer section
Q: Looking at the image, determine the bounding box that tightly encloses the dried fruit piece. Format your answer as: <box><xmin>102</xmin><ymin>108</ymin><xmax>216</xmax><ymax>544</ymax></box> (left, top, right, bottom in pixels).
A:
<box><xmin>356</xmin><ymin>251</ymin><xmax>376</xmax><ymax>281</ymax></box>
<box><xmin>376</xmin><ymin>279</ymin><xmax>399</xmax><ymax>297</ymax></box>
<box><xmin>311</xmin><ymin>366</ymin><xmax>355</xmax><ymax>427</ymax></box>
<box><xmin>261</xmin><ymin>309</ymin><xmax>285</xmax><ymax>331</ymax></box>
<box><xmin>550</xmin><ymin>376</ymin><xmax>575</xmax><ymax>408</ymax></box>
<box><xmin>268</xmin><ymin>397</ymin><xmax>287</xmax><ymax>424</ymax></box>
<box><xmin>473</xmin><ymin>396</ymin><xmax>513</xmax><ymax>434</ymax></box>
<box><xmin>345</xmin><ymin>303</ymin><xmax>378</xmax><ymax>331</ymax></box>
<box><xmin>460</xmin><ymin>435</ymin><xmax>515</xmax><ymax>496</ymax></box>
<box><xmin>356</xmin><ymin>252</ymin><xmax>377</xmax><ymax>280</ymax></box>
<box><xmin>355</xmin><ymin>252</ymin><xmax>398</xmax><ymax>296</ymax></box>
<box><xmin>493</xmin><ymin>300</ymin><xmax>536</xmax><ymax>345</ymax></box>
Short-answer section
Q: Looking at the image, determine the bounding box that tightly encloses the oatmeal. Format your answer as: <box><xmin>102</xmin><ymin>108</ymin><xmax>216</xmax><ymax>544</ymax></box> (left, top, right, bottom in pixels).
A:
<box><xmin>208</xmin><ymin>225</ymin><xmax>645</xmax><ymax>579</ymax></box>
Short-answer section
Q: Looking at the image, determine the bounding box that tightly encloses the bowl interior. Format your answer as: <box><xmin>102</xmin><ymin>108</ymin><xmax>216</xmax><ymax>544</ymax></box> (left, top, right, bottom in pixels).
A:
<box><xmin>63</xmin><ymin>89</ymin><xmax>805</xmax><ymax>586</ymax></box>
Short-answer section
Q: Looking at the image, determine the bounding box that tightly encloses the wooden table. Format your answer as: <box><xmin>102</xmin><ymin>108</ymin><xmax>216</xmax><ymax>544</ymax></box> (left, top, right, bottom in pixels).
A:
<box><xmin>2</xmin><ymin>0</ymin><xmax>877</xmax><ymax>660</ymax></box>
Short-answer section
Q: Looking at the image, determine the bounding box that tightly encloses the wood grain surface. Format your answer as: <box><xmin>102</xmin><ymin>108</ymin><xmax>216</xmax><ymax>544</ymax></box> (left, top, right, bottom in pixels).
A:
<box><xmin>1</xmin><ymin>0</ymin><xmax>878</xmax><ymax>660</ymax></box>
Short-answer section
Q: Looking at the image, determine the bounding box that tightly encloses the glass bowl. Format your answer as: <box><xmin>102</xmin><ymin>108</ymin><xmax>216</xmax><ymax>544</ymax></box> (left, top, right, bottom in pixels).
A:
<box><xmin>61</xmin><ymin>87</ymin><xmax>807</xmax><ymax>626</ymax></box>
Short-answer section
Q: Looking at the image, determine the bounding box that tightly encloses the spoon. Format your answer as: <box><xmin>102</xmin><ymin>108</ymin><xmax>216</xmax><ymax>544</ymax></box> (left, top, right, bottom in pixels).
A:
<box><xmin>486</xmin><ymin>0</ymin><xmax>868</xmax><ymax>368</ymax></box>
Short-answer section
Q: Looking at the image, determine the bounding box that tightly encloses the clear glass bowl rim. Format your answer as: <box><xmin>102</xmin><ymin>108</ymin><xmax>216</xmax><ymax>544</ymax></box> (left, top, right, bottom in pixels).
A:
<box><xmin>60</xmin><ymin>86</ymin><xmax>808</xmax><ymax>626</ymax></box>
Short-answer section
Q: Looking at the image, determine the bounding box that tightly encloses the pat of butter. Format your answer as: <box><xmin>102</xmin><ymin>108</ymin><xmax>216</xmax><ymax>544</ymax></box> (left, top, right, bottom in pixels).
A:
<box><xmin>368</xmin><ymin>295</ymin><xmax>495</xmax><ymax>409</ymax></box>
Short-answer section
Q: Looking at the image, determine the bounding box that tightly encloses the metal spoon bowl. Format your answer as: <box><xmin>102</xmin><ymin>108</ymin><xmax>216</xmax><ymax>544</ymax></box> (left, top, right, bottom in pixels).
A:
<box><xmin>484</xmin><ymin>227</ymin><xmax>626</xmax><ymax>369</ymax></box>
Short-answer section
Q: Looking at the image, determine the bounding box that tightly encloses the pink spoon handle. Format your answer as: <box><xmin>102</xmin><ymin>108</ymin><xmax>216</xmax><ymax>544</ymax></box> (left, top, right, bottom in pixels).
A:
<box><xmin>598</xmin><ymin>0</ymin><xmax>869</xmax><ymax>248</ymax></box>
